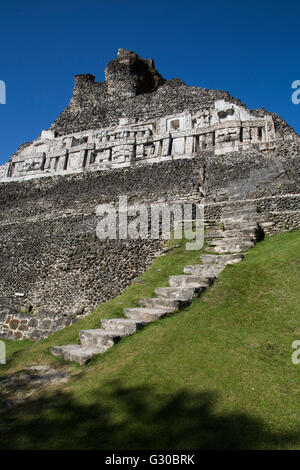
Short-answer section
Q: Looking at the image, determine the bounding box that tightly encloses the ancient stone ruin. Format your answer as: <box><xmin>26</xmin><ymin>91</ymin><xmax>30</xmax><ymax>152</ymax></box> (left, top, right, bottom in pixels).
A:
<box><xmin>0</xmin><ymin>97</ymin><xmax>284</xmax><ymax>182</ymax></box>
<box><xmin>0</xmin><ymin>49</ymin><xmax>300</xmax><ymax>341</ymax></box>
<box><xmin>0</xmin><ymin>48</ymin><xmax>294</xmax><ymax>183</ymax></box>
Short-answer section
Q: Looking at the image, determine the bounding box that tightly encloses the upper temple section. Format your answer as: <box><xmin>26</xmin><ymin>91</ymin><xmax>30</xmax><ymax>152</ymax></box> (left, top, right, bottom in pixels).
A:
<box><xmin>48</xmin><ymin>48</ymin><xmax>296</xmax><ymax>137</ymax></box>
<box><xmin>0</xmin><ymin>49</ymin><xmax>298</xmax><ymax>182</ymax></box>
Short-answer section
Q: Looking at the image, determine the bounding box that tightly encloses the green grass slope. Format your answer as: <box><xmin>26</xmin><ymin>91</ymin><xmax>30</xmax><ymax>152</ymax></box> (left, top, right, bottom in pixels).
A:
<box><xmin>0</xmin><ymin>231</ymin><xmax>300</xmax><ymax>450</ymax></box>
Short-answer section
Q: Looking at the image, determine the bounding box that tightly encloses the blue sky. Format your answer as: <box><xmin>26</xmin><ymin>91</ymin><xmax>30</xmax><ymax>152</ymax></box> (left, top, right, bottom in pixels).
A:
<box><xmin>0</xmin><ymin>0</ymin><xmax>299</xmax><ymax>165</ymax></box>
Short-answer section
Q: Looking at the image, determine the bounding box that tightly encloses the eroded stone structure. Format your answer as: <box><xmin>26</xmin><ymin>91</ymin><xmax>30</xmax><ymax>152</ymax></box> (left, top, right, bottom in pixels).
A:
<box><xmin>0</xmin><ymin>49</ymin><xmax>300</xmax><ymax>340</ymax></box>
<box><xmin>0</xmin><ymin>48</ymin><xmax>296</xmax><ymax>183</ymax></box>
<box><xmin>0</xmin><ymin>100</ymin><xmax>293</xmax><ymax>183</ymax></box>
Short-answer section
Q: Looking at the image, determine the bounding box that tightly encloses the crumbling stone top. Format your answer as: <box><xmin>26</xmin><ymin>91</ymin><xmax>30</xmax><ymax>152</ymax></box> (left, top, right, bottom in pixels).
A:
<box><xmin>48</xmin><ymin>49</ymin><xmax>295</xmax><ymax>137</ymax></box>
<box><xmin>0</xmin><ymin>49</ymin><xmax>298</xmax><ymax>183</ymax></box>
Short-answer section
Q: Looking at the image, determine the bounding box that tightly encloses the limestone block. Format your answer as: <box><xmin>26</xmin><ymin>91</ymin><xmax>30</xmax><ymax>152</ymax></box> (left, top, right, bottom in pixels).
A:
<box><xmin>154</xmin><ymin>286</ymin><xmax>204</xmax><ymax>300</ymax></box>
<box><xmin>212</xmin><ymin>100</ymin><xmax>257</xmax><ymax>125</ymax></box>
<box><xmin>167</xmin><ymin>116</ymin><xmax>184</xmax><ymax>132</ymax></box>
<box><xmin>44</xmin><ymin>157</ymin><xmax>58</xmax><ymax>171</ymax></box>
<box><xmin>69</xmin><ymin>143</ymin><xmax>93</xmax><ymax>152</ymax></box>
<box><xmin>158</xmin><ymin>117</ymin><xmax>167</xmax><ymax>134</ymax></box>
<box><xmin>135</xmin><ymin>144</ymin><xmax>144</xmax><ymax>158</ymax></box>
<box><xmin>162</xmin><ymin>137</ymin><xmax>171</xmax><ymax>156</ymax></box>
<box><xmin>242</xmin><ymin>127</ymin><xmax>251</xmax><ymax>143</ymax></box>
<box><xmin>265</xmin><ymin>117</ymin><xmax>276</xmax><ymax>141</ymax></box>
<box><xmin>67</xmin><ymin>152</ymin><xmax>82</xmax><ymax>170</ymax></box>
<box><xmin>92</xmin><ymin>149</ymin><xmax>111</xmax><ymax>164</ymax></box>
<box><xmin>250</xmin><ymin>127</ymin><xmax>259</xmax><ymax>142</ymax></box>
<box><xmin>112</xmin><ymin>143</ymin><xmax>135</xmax><ymax>163</ymax></box>
<box><xmin>57</xmin><ymin>153</ymin><xmax>68</xmax><ymax>171</ymax></box>
<box><xmin>40</xmin><ymin>129</ymin><xmax>56</xmax><ymax>140</ymax></box>
<box><xmin>184</xmin><ymin>114</ymin><xmax>192</xmax><ymax>130</ymax></box>
<box><xmin>197</xmin><ymin>132</ymin><xmax>214</xmax><ymax>150</ymax></box>
<box><xmin>215</xmin><ymin>127</ymin><xmax>240</xmax><ymax>144</ymax></box>
<box><xmin>195</xmin><ymin>110</ymin><xmax>211</xmax><ymax>128</ymax></box>
<box><xmin>173</xmin><ymin>137</ymin><xmax>185</xmax><ymax>155</ymax></box>
<box><xmin>185</xmin><ymin>136</ymin><xmax>194</xmax><ymax>154</ymax></box>
<box><xmin>12</xmin><ymin>153</ymin><xmax>46</xmax><ymax>176</ymax></box>
<box><xmin>143</xmin><ymin>143</ymin><xmax>156</xmax><ymax>158</ymax></box>
<box><xmin>154</xmin><ymin>140</ymin><xmax>161</xmax><ymax>156</ymax></box>
<box><xmin>0</xmin><ymin>162</ymin><xmax>10</xmax><ymax>179</ymax></box>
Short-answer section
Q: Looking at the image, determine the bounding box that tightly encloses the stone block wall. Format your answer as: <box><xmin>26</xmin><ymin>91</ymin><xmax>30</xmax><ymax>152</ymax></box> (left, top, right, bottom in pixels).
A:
<box><xmin>2</xmin><ymin>143</ymin><xmax>300</xmax><ymax>340</ymax></box>
<box><xmin>0</xmin><ymin>308</ymin><xmax>77</xmax><ymax>340</ymax></box>
<box><xmin>1</xmin><ymin>48</ymin><xmax>300</xmax><ymax>341</ymax></box>
<box><xmin>0</xmin><ymin>158</ymin><xmax>203</xmax><ymax>340</ymax></box>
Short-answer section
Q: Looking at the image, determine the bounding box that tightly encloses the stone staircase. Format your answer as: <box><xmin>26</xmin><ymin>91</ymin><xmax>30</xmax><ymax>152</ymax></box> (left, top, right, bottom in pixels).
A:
<box><xmin>205</xmin><ymin>204</ymin><xmax>260</xmax><ymax>253</ymax></box>
<box><xmin>51</xmin><ymin>205</ymin><xmax>261</xmax><ymax>365</ymax></box>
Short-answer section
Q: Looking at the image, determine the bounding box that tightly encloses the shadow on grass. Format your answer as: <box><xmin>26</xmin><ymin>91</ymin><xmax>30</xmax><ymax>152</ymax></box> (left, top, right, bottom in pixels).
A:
<box><xmin>0</xmin><ymin>380</ymin><xmax>299</xmax><ymax>450</ymax></box>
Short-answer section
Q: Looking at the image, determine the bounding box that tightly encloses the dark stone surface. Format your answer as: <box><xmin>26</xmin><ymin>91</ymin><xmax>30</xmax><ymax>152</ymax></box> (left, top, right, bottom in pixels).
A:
<box><xmin>1</xmin><ymin>49</ymin><xmax>300</xmax><ymax>340</ymax></box>
<box><xmin>43</xmin><ymin>49</ymin><xmax>294</xmax><ymax>140</ymax></box>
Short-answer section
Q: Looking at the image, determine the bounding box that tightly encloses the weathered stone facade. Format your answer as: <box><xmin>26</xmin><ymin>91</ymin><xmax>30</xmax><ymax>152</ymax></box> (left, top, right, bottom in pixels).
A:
<box><xmin>0</xmin><ymin>49</ymin><xmax>300</xmax><ymax>340</ymax></box>
<box><xmin>0</xmin><ymin>158</ymin><xmax>202</xmax><ymax>331</ymax></box>
<box><xmin>0</xmin><ymin>49</ymin><xmax>296</xmax><ymax>184</ymax></box>
<box><xmin>0</xmin><ymin>308</ymin><xmax>78</xmax><ymax>340</ymax></box>
<box><xmin>0</xmin><ymin>101</ymin><xmax>293</xmax><ymax>183</ymax></box>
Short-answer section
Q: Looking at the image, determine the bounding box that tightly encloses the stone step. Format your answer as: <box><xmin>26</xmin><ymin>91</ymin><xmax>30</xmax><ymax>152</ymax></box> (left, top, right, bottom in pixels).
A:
<box><xmin>200</xmin><ymin>253</ymin><xmax>244</xmax><ymax>265</ymax></box>
<box><xmin>205</xmin><ymin>228</ymin><xmax>257</xmax><ymax>240</ymax></box>
<box><xmin>221</xmin><ymin>216</ymin><xmax>258</xmax><ymax>226</ymax></box>
<box><xmin>168</xmin><ymin>275</ymin><xmax>212</xmax><ymax>288</ymax></box>
<box><xmin>205</xmin><ymin>221</ymin><xmax>220</xmax><ymax>228</ymax></box>
<box><xmin>51</xmin><ymin>344</ymin><xmax>108</xmax><ymax>365</ymax></box>
<box><xmin>155</xmin><ymin>286</ymin><xmax>206</xmax><ymax>300</ymax></box>
<box><xmin>207</xmin><ymin>237</ymin><xmax>255</xmax><ymax>247</ymax></box>
<box><xmin>205</xmin><ymin>224</ymin><xmax>221</xmax><ymax>233</ymax></box>
<box><xmin>139</xmin><ymin>297</ymin><xmax>191</xmax><ymax>310</ymax></box>
<box><xmin>207</xmin><ymin>243</ymin><xmax>254</xmax><ymax>254</ymax></box>
<box><xmin>183</xmin><ymin>264</ymin><xmax>223</xmax><ymax>276</ymax></box>
<box><xmin>223</xmin><ymin>223</ymin><xmax>259</xmax><ymax>232</ymax></box>
<box><xmin>79</xmin><ymin>329</ymin><xmax>125</xmax><ymax>348</ymax></box>
<box><xmin>101</xmin><ymin>318</ymin><xmax>146</xmax><ymax>335</ymax></box>
<box><xmin>221</xmin><ymin>207</ymin><xmax>257</xmax><ymax>218</ymax></box>
<box><xmin>124</xmin><ymin>307</ymin><xmax>173</xmax><ymax>322</ymax></box>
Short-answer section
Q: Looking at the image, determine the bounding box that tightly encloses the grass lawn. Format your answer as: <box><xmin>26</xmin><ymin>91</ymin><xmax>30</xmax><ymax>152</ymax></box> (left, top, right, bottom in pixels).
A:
<box><xmin>0</xmin><ymin>231</ymin><xmax>300</xmax><ymax>449</ymax></box>
<box><xmin>1</xmin><ymin>339</ymin><xmax>32</xmax><ymax>364</ymax></box>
